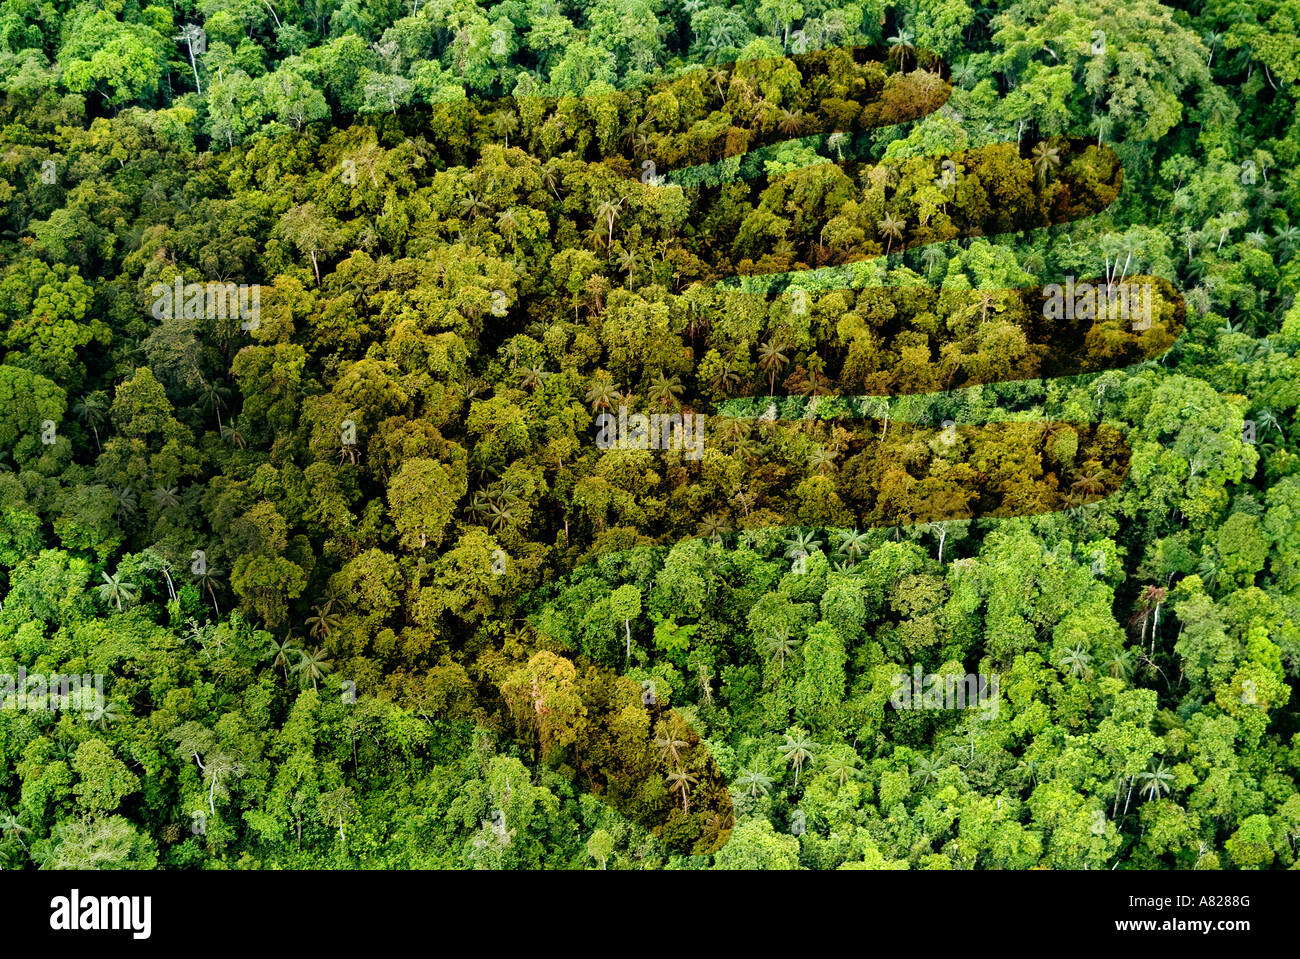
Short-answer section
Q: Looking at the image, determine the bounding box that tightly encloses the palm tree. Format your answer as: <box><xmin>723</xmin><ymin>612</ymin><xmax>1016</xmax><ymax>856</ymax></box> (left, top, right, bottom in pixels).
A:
<box><xmin>305</xmin><ymin>601</ymin><xmax>341</xmax><ymax>640</ymax></box>
<box><xmin>151</xmin><ymin>485</ymin><xmax>181</xmax><ymax>510</ymax></box>
<box><xmin>1071</xmin><ymin>468</ymin><xmax>1107</xmax><ymax>496</ymax></box>
<box><xmin>1089</xmin><ymin>114</ymin><xmax>1114</xmax><ymax>146</ymax></box>
<box><xmin>709</xmin><ymin>359</ymin><xmax>744</xmax><ymax>396</ymax></box>
<box><xmin>648</xmin><ymin>371</ymin><xmax>684</xmax><ymax>410</ymax></box>
<box><xmin>911</xmin><ymin>754</ymin><xmax>944</xmax><ymax>787</ymax></box>
<box><xmin>1254</xmin><ymin>408</ymin><xmax>1283</xmax><ymax>436</ymax></box>
<box><xmin>487</xmin><ymin>500</ymin><xmax>515</xmax><ymax>533</ymax></box>
<box><xmin>808</xmin><ymin>446</ymin><xmax>837</xmax><ymax>475</ymax></box>
<box><xmin>194</xmin><ymin>565</ymin><xmax>223</xmax><ymax>616</ymax></box>
<box><xmin>585</xmin><ymin>379</ymin><xmax>619</xmax><ymax>413</ymax></box>
<box><xmin>735</xmin><ymin>765</ymin><xmax>773</xmax><ymax>798</ymax></box>
<box><xmin>467</xmin><ymin>490</ymin><xmax>493</xmax><ymax>525</ymax></box>
<box><xmin>1137</xmin><ymin>760</ymin><xmax>1173</xmax><ymax>801</ymax></box>
<box><xmin>783</xmin><ymin>529</ymin><xmax>823</xmax><ymax>561</ymax></box>
<box><xmin>267</xmin><ymin>635</ymin><xmax>298</xmax><ymax>680</ymax></box>
<box><xmin>220</xmin><ymin>419</ymin><xmax>246</xmax><ymax>450</ymax></box>
<box><xmin>109</xmin><ymin>485</ymin><xmax>138</xmax><ymax>522</ymax></box>
<box><xmin>824</xmin><ymin>753</ymin><xmax>860</xmax><ymax>787</ymax></box>
<box><xmin>495</xmin><ymin>208</ymin><xmax>518</xmax><ymax>235</ymax></box>
<box><xmin>1057</xmin><ymin>644</ymin><xmax>1093</xmax><ymax>678</ymax></box>
<box><xmin>491</xmin><ymin>109</ymin><xmax>519</xmax><ymax>147</ymax></box>
<box><xmin>539</xmin><ymin>159</ymin><xmax>562</xmax><ymax>199</ymax></box>
<box><xmin>174</xmin><ymin>22</ymin><xmax>210</xmax><ymax>87</ymax></box>
<box><xmin>615</xmin><ymin>248</ymin><xmax>640</xmax><ymax>284</ymax></box>
<box><xmin>699</xmin><ymin>512</ymin><xmax>732</xmax><ymax>545</ymax></box>
<box><xmin>459</xmin><ymin>192</ymin><xmax>486</xmax><ymax>220</ymax></box>
<box><xmin>140</xmin><ymin>549</ymin><xmax>176</xmax><ymax>601</ymax></box>
<box><xmin>96</xmin><ymin>570</ymin><xmax>137</xmax><ymax>611</ymax></box>
<box><xmin>594</xmin><ymin>196</ymin><xmax>624</xmax><ymax>253</ymax></box>
<box><xmin>1203</xmin><ymin>30</ymin><xmax>1222</xmax><ymax>65</ymax></box>
<box><xmin>877</xmin><ymin>212</ymin><xmax>905</xmax><ymax>256</ymax></box>
<box><xmin>730</xmin><ymin>432</ymin><xmax>757</xmax><ymax>465</ymax></box>
<box><xmin>779</xmin><ymin>731</ymin><xmax>817</xmax><ymax>786</ymax></box>
<box><xmin>706</xmin><ymin>64</ymin><xmax>728</xmax><ymax>96</ymax></box>
<box><xmin>1272</xmin><ymin>225</ymin><xmax>1300</xmax><ymax>262</ymax></box>
<box><xmin>1015</xmin><ymin>758</ymin><xmax>1041</xmax><ymax>789</ymax></box>
<box><xmin>72</xmin><ymin>393</ymin><xmax>107</xmax><ymax>450</ymax></box>
<box><xmin>666</xmin><ymin>768</ymin><xmax>699</xmax><ymax>813</ymax></box>
<box><xmin>761</xmin><ymin>628</ymin><xmax>802</xmax><ymax>671</ymax></box>
<box><xmin>887</xmin><ymin>28</ymin><xmax>916</xmax><ymax>70</ymax></box>
<box><xmin>704</xmin><ymin>29</ymin><xmax>733</xmax><ymax>63</ymax></box>
<box><xmin>519</xmin><ymin>364</ymin><xmax>548</xmax><ymax>391</ymax></box>
<box><xmin>1031</xmin><ymin>140</ymin><xmax>1061</xmax><ymax>181</ymax></box>
<box><xmin>1197</xmin><ymin>552</ymin><xmax>1223</xmax><ymax>591</ymax></box>
<box><xmin>295</xmin><ymin>646</ymin><xmax>333</xmax><ymax>691</ymax></box>
<box><xmin>758</xmin><ymin>340</ymin><xmax>790</xmax><ymax>395</ymax></box>
<box><xmin>197</xmin><ymin>378</ymin><xmax>232</xmax><ymax>431</ymax></box>
<box><xmin>777</xmin><ymin>108</ymin><xmax>804</xmax><ymax>137</ymax></box>
<box><xmin>654</xmin><ymin>723</ymin><xmax>689</xmax><ymax>765</ymax></box>
<box><xmin>1106</xmin><ymin>646</ymin><xmax>1136</xmax><ymax>681</ymax></box>
<box><xmin>835</xmin><ymin>528</ymin><xmax>871</xmax><ymax>561</ymax></box>
<box><xmin>0</xmin><ymin>813</ymin><xmax>28</xmax><ymax>848</ymax></box>
<box><xmin>93</xmin><ymin>700</ymin><xmax>123</xmax><ymax>729</ymax></box>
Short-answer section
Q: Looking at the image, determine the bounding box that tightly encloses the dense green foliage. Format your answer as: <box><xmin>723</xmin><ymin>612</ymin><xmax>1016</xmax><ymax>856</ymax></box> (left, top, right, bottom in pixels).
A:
<box><xmin>0</xmin><ymin>0</ymin><xmax>1299</xmax><ymax>869</ymax></box>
